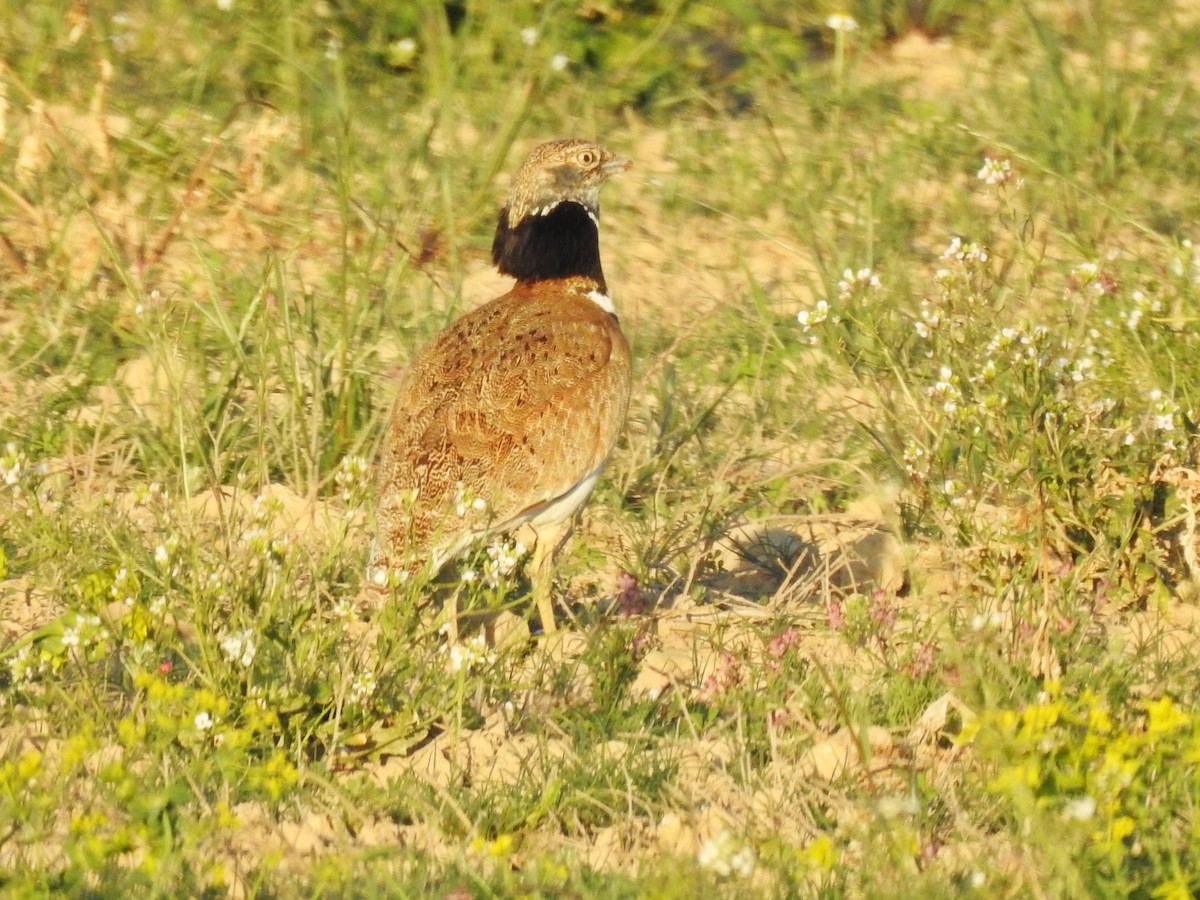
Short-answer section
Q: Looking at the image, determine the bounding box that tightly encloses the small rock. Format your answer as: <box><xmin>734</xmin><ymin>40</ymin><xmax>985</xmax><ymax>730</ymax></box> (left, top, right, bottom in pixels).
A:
<box><xmin>800</xmin><ymin>726</ymin><xmax>892</xmax><ymax>781</ymax></box>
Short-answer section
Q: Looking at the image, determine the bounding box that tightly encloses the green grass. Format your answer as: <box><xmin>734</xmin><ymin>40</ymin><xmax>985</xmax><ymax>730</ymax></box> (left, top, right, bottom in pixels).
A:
<box><xmin>4</xmin><ymin>0</ymin><xmax>1200</xmax><ymax>896</ymax></box>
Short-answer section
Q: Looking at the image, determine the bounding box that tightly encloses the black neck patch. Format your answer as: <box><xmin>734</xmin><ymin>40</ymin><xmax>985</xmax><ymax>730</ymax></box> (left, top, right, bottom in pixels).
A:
<box><xmin>491</xmin><ymin>201</ymin><xmax>607</xmax><ymax>290</ymax></box>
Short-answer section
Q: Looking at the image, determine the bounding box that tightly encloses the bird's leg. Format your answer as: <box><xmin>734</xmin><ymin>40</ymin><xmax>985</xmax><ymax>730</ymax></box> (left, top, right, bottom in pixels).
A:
<box><xmin>528</xmin><ymin>518</ymin><xmax>574</xmax><ymax>633</ymax></box>
<box><xmin>443</xmin><ymin>588</ymin><xmax>460</xmax><ymax>645</ymax></box>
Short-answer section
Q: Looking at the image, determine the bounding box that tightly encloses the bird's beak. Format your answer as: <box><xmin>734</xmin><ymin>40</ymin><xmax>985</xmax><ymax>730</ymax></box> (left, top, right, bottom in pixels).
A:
<box><xmin>603</xmin><ymin>156</ymin><xmax>632</xmax><ymax>174</ymax></box>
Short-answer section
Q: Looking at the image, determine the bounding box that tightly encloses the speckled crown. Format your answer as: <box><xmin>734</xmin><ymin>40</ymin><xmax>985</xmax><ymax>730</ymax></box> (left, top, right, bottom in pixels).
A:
<box><xmin>503</xmin><ymin>139</ymin><xmax>629</xmax><ymax>226</ymax></box>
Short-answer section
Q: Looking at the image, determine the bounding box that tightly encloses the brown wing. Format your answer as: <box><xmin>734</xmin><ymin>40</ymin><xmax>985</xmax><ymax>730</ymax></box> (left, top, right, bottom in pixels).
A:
<box><xmin>374</xmin><ymin>284</ymin><xmax>631</xmax><ymax>568</ymax></box>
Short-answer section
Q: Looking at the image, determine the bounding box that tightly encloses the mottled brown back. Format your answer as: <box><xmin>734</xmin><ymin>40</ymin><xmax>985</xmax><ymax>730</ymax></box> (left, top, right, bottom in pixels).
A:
<box><xmin>373</xmin><ymin>275</ymin><xmax>631</xmax><ymax>574</ymax></box>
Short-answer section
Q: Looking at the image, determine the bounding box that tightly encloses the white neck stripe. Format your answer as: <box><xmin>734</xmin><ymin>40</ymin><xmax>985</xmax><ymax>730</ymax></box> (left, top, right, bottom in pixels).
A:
<box><xmin>586</xmin><ymin>289</ymin><xmax>616</xmax><ymax>314</ymax></box>
<box><xmin>526</xmin><ymin>202</ymin><xmax>600</xmax><ymax>226</ymax></box>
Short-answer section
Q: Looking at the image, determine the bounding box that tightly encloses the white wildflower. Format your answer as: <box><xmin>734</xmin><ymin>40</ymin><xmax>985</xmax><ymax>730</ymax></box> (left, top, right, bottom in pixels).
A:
<box><xmin>335</xmin><ymin>455</ymin><xmax>370</xmax><ymax>509</ymax></box>
<box><xmin>453</xmin><ymin>482</ymin><xmax>478</xmax><ymax>518</ymax></box>
<box><xmin>836</xmin><ymin>268</ymin><xmax>881</xmax><ymax>301</ymax></box>
<box><xmin>9</xmin><ymin>644</ymin><xmax>46</xmax><ymax>683</ymax></box>
<box><xmin>350</xmin><ymin>671</ymin><xmax>376</xmax><ymax>704</ymax></box>
<box><xmin>194</xmin><ymin>711</ymin><xmax>214</xmax><ymax>731</ymax></box>
<box><xmin>1</xmin><ymin>442</ymin><xmax>27</xmax><ymax>487</ymax></box>
<box><xmin>389</xmin><ymin>38</ymin><xmax>418</xmax><ymax>66</ymax></box>
<box><xmin>1153</xmin><ymin>412</ymin><xmax>1176</xmax><ymax>432</ymax></box>
<box><xmin>729</xmin><ymin>846</ymin><xmax>755</xmax><ymax>878</ymax></box>
<box><xmin>915</xmin><ymin>298</ymin><xmax>942</xmax><ymax>337</ymax></box>
<box><xmin>1149</xmin><ymin>389</ymin><xmax>1179</xmax><ymax>435</ymax></box>
<box><xmin>1184</xmin><ymin>238</ymin><xmax>1200</xmax><ymax>284</ymax></box>
<box><xmin>1062</xmin><ymin>795</ymin><xmax>1097</xmax><ymax>821</ymax></box>
<box><xmin>110</xmin><ymin>567</ymin><xmax>133</xmax><ymax>604</ymax></box>
<box><xmin>219</xmin><ymin>628</ymin><xmax>258</xmax><ymax>668</ymax></box>
<box><xmin>941</xmin><ymin>236</ymin><xmax>988</xmax><ymax>264</ymax></box>
<box><xmin>977</xmin><ymin>156</ymin><xmax>1015</xmax><ymax>187</ymax></box>
<box><xmin>995</xmin><ymin>327</ymin><xmax>1017</xmax><ymax>349</ymax></box>
<box><xmin>796</xmin><ymin>299</ymin><xmax>830</xmax><ymax>332</ymax></box>
<box><xmin>1120</xmin><ymin>291</ymin><xmax>1160</xmax><ymax>330</ymax></box>
<box><xmin>240</xmin><ymin>525</ymin><xmax>269</xmax><ymax>553</ymax></box>
<box><xmin>878</xmin><ymin>792</ymin><xmax>920</xmax><ymax>819</ymax></box>
<box><xmin>1070</xmin><ymin>356</ymin><xmax>1095</xmax><ymax>382</ymax></box>
<box><xmin>697</xmin><ymin>829</ymin><xmax>756</xmax><ymax>877</ymax></box>
<box><xmin>447</xmin><ymin>634</ymin><xmax>495</xmax><ymax>674</ymax></box>
<box><xmin>72</xmin><ymin>614</ymin><xmax>108</xmax><ymax>649</ymax></box>
<box><xmin>483</xmin><ymin>538</ymin><xmax>528</xmax><ymax>587</ymax></box>
<box><xmin>902</xmin><ymin>441</ymin><xmax>926</xmax><ymax>475</ymax></box>
<box><xmin>928</xmin><ymin>367</ymin><xmax>961</xmax><ymax>414</ymax></box>
<box><xmin>109</xmin><ymin>14</ymin><xmax>134</xmax><ymax>53</ymax></box>
<box><xmin>970</xmin><ymin>611</ymin><xmax>1005</xmax><ymax>632</ymax></box>
<box><xmin>520</xmin><ymin>27</ymin><xmax>538</xmax><ymax>46</ymax></box>
<box><xmin>250</xmin><ymin>491</ymin><xmax>283</xmax><ymax>524</ymax></box>
<box><xmin>825</xmin><ymin>13</ymin><xmax>859</xmax><ymax>31</ymax></box>
<box><xmin>550</xmin><ymin>53</ymin><xmax>569</xmax><ymax>72</ymax></box>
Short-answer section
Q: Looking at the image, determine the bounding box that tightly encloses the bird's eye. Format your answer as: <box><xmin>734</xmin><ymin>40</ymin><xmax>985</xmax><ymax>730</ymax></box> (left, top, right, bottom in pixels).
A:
<box><xmin>578</xmin><ymin>150</ymin><xmax>597</xmax><ymax>166</ymax></box>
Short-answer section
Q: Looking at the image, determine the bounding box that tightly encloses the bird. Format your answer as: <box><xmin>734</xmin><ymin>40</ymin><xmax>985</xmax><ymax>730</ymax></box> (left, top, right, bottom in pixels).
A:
<box><xmin>371</xmin><ymin>138</ymin><xmax>632</xmax><ymax>635</ymax></box>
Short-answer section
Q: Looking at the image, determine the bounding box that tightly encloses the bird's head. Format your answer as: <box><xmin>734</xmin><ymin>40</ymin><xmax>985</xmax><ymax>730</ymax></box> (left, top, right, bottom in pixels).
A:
<box><xmin>503</xmin><ymin>139</ymin><xmax>630</xmax><ymax>227</ymax></box>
